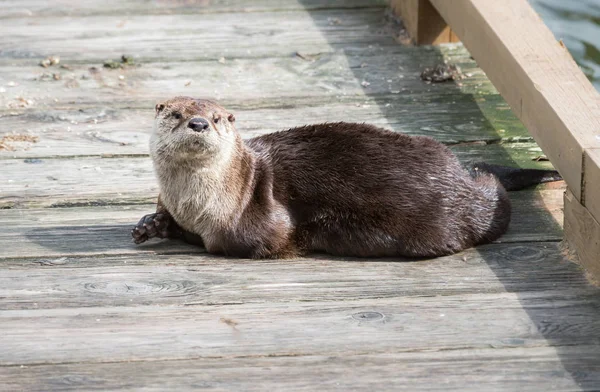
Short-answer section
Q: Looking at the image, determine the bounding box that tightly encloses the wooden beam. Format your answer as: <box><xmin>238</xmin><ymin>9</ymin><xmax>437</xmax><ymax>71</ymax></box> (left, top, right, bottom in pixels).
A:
<box><xmin>390</xmin><ymin>0</ymin><xmax>459</xmax><ymax>45</ymax></box>
<box><xmin>564</xmin><ymin>190</ymin><xmax>600</xmax><ymax>282</ymax></box>
<box><xmin>428</xmin><ymin>0</ymin><xmax>600</xmax><ymax>280</ymax></box>
<box><xmin>429</xmin><ymin>0</ymin><xmax>600</xmax><ymax>200</ymax></box>
<box><xmin>584</xmin><ymin>149</ymin><xmax>600</xmax><ymax>223</ymax></box>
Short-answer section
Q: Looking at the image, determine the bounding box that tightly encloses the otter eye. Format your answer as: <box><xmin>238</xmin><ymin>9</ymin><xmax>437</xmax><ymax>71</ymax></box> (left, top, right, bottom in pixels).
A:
<box><xmin>172</xmin><ymin>112</ymin><xmax>182</xmax><ymax>120</ymax></box>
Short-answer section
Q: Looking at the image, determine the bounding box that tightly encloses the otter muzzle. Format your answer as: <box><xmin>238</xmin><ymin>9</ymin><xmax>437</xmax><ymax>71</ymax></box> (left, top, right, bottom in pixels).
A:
<box><xmin>188</xmin><ymin>118</ymin><xmax>210</xmax><ymax>132</ymax></box>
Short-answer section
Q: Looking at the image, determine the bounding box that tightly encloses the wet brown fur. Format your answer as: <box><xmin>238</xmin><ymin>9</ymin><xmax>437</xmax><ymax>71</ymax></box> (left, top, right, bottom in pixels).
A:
<box><xmin>134</xmin><ymin>96</ymin><xmax>511</xmax><ymax>259</ymax></box>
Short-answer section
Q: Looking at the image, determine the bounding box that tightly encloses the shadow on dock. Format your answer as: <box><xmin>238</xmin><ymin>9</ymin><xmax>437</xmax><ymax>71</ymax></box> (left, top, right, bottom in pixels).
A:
<box><xmin>297</xmin><ymin>1</ymin><xmax>600</xmax><ymax>389</ymax></box>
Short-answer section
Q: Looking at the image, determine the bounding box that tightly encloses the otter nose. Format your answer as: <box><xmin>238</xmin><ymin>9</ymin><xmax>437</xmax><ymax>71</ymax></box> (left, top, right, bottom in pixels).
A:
<box><xmin>188</xmin><ymin>118</ymin><xmax>210</xmax><ymax>132</ymax></box>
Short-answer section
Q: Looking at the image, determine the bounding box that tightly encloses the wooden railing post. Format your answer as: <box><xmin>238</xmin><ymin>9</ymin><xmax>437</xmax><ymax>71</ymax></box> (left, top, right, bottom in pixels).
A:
<box><xmin>390</xmin><ymin>0</ymin><xmax>459</xmax><ymax>45</ymax></box>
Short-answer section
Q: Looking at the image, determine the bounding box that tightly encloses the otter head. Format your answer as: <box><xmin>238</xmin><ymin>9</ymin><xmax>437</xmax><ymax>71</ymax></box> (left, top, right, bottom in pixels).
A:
<box><xmin>150</xmin><ymin>96</ymin><xmax>238</xmax><ymax>164</ymax></box>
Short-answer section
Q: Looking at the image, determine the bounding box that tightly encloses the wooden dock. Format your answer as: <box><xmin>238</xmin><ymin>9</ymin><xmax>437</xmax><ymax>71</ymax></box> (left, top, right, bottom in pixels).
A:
<box><xmin>1</xmin><ymin>0</ymin><xmax>599</xmax><ymax>390</ymax></box>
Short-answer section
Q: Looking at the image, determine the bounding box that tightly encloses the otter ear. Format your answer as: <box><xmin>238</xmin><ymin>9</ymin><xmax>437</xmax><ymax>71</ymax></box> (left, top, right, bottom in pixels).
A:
<box><xmin>155</xmin><ymin>103</ymin><xmax>165</xmax><ymax>114</ymax></box>
<box><xmin>227</xmin><ymin>113</ymin><xmax>235</xmax><ymax>123</ymax></box>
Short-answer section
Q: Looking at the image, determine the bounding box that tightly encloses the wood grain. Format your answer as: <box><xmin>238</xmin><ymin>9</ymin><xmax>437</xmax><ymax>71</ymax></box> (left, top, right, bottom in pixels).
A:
<box><xmin>430</xmin><ymin>0</ymin><xmax>600</xmax><ymax>282</ymax></box>
<box><xmin>564</xmin><ymin>189</ymin><xmax>600</xmax><ymax>282</ymax></box>
<box><xmin>2</xmin><ymin>346</ymin><xmax>598</xmax><ymax>392</ymax></box>
<box><xmin>584</xmin><ymin>148</ymin><xmax>600</xmax><ymax>224</ymax></box>
<box><xmin>2</xmin><ymin>290</ymin><xmax>600</xmax><ymax>366</ymax></box>
<box><xmin>0</xmin><ymin>145</ymin><xmax>560</xmax><ymax>209</ymax></box>
<box><xmin>0</xmin><ymin>8</ymin><xmax>398</xmax><ymax>63</ymax></box>
<box><xmin>0</xmin><ymin>242</ymin><xmax>586</xmax><ymax>310</ymax></box>
<box><xmin>0</xmin><ymin>0</ymin><xmax>387</xmax><ymax>18</ymax></box>
<box><xmin>430</xmin><ymin>0</ymin><xmax>600</xmax><ymax>200</ymax></box>
<box><xmin>1</xmin><ymin>0</ymin><xmax>597</xmax><ymax>389</ymax></box>
<box><xmin>390</xmin><ymin>0</ymin><xmax>459</xmax><ymax>44</ymax></box>
<box><xmin>0</xmin><ymin>187</ymin><xmax>564</xmax><ymax>258</ymax></box>
<box><xmin>389</xmin><ymin>0</ymin><xmax>420</xmax><ymax>43</ymax></box>
<box><xmin>0</xmin><ymin>48</ymin><xmax>491</xmax><ymax>112</ymax></box>
<box><xmin>0</xmin><ymin>92</ymin><xmax>529</xmax><ymax>159</ymax></box>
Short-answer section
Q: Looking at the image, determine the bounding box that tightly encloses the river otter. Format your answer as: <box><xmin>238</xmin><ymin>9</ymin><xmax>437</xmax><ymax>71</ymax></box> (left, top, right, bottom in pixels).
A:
<box><xmin>132</xmin><ymin>96</ymin><xmax>561</xmax><ymax>258</ymax></box>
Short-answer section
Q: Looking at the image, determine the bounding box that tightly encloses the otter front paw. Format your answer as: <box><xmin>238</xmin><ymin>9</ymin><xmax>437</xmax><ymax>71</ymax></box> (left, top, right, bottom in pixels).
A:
<box><xmin>131</xmin><ymin>213</ymin><xmax>178</xmax><ymax>244</ymax></box>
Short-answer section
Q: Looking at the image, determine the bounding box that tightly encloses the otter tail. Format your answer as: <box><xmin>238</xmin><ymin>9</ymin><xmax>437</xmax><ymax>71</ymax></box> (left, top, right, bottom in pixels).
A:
<box><xmin>466</xmin><ymin>162</ymin><xmax>562</xmax><ymax>191</ymax></box>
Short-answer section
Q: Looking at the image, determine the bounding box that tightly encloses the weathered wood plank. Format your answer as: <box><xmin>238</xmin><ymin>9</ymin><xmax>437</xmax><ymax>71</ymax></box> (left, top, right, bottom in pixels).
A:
<box><xmin>0</xmin><ymin>48</ymin><xmax>491</xmax><ymax>113</ymax></box>
<box><xmin>0</xmin><ymin>0</ymin><xmax>387</xmax><ymax>18</ymax></box>
<box><xmin>1</xmin><ymin>1</ymin><xmax>596</xmax><ymax>390</ymax></box>
<box><xmin>0</xmin><ymin>144</ymin><xmax>561</xmax><ymax>209</ymax></box>
<box><xmin>0</xmin><ymin>242</ymin><xmax>587</xmax><ymax>310</ymax></box>
<box><xmin>0</xmin><ymin>9</ymin><xmax>399</xmax><ymax>63</ymax></box>
<box><xmin>0</xmin><ymin>186</ymin><xmax>564</xmax><ymax>258</ymax></box>
<box><xmin>0</xmin><ymin>38</ymin><xmax>531</xmax><ymax>159</ymax></box>
<box><xmin>0</xmin><ymin>95</ymin><xmax>531</xmax><ymax>158</ymax></box>
<box><xmin>2</xmin><ymin>290</ymin><xmax>600</xmax><ymax>365</ymax></box>
<box><xmin>2</xmin><ymin>346</ymin><xmax>598</xmax><ymax>392</ymax></box>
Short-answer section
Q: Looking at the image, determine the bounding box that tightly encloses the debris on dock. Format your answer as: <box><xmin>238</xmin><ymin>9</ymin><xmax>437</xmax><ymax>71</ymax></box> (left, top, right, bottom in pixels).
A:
<box><xmin>104</xmin><ymin>54</ymin><xmax>136</xmax><ymax>69</ymax></box>
<box><xmin>420</xmin><ymin>63</ymin><xmax>464</xmax><ymax>83</ymax></box>
<box><xmin>39</xmin><ymin>55</ymin><xmax>60</xmax><ymax>68</ymax></box>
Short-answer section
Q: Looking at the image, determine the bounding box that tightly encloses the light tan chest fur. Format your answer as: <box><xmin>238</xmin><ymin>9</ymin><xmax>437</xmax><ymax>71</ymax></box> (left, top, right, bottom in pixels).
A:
<box><xmin>156</xmin><ymin>165</ymin><xmax>239</xmax><ymax>245</ymax></box>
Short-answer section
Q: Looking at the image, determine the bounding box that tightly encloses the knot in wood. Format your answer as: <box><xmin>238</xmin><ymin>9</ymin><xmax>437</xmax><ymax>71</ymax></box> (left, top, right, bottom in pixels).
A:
<box><xmin>352</xmin><ymin>311</ymin><xmax>384</xmax><ymax>321</ymax></box>
<box><xmin>502</xmin><ymin>245</ymin><xmax>545</xmax><ymax>263</ymax></box>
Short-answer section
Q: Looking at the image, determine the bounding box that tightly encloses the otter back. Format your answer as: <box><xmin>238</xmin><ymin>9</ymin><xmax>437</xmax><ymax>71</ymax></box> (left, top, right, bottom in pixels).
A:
<box><xmin>245</xmin><ymin>122</ymin><xmax>510</xmax><ymax>257</ymax></box>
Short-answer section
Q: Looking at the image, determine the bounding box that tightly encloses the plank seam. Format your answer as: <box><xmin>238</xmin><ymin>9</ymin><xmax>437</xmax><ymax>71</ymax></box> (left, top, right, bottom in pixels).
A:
<box><xmin>0</xmin><ymin>5</ymin><xmax>388</xmax><ymax>21</ymax></box>
<box><xmin>0</xmin><ymin>239</ymin><xmax>566</xmax><ymax>263</ymax></box>
<box><xmin>0</xmin><ymin>342</ymin><xmax>592</xmax><ymax>368</ymax></box>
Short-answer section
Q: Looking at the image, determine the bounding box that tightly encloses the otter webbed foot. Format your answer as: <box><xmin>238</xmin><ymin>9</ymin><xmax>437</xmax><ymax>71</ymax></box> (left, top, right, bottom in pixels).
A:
<box><xmin>131</xmin><ymin>213</ymin><xmax>181</xmax><ymax>244</ymax></box>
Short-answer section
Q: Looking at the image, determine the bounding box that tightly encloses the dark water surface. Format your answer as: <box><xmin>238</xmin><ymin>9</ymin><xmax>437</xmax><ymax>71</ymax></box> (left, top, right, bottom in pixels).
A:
<box><xmin>530</xmin><ymin>0</ymin><xmax>600</xmax><ymax>91</ymax></box>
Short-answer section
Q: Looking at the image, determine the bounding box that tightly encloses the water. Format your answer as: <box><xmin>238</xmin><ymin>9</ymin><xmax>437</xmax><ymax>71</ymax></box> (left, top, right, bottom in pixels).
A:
<box><xmin>529</xmin><ymin>0</ymin><xmax>600</xmax><ymax>91</ymax></box>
